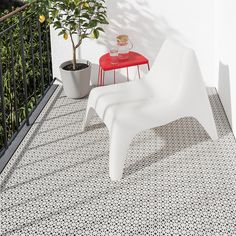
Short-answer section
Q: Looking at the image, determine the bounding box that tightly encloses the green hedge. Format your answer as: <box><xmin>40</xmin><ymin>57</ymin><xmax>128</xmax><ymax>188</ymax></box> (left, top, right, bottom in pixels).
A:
<box><xmin>0</xmin><ymin>7</ymin><xmax>52</xmax><ymax>151</ymax></box>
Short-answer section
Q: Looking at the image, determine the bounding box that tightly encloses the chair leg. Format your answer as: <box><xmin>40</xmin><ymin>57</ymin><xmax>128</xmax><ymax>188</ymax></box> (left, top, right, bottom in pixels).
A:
<box><xmin>109</xmin><ymin>129</ymin><xmax>133</xmax><ymax>181</ymax></box>
<box><xmin>193</xmin><ymin>100</ymin><xmax>218</xmax><ymax>141</ymax></box>
<box><xmin>196</xmin><ymin>114</ymin><xmax>218</xmax><ymax>141</ymax></box>
<box><xmin>82</xmin><ymin>107</ymin><xmax>95</xmax><ymax>131</ymax></box>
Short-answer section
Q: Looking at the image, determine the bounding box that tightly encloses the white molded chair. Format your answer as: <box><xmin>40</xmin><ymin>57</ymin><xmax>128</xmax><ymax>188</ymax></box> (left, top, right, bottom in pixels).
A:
<box><xmin>83</xmin><ymin>39</ymin><xmax>218</xmax><ymax>181</ymax></box>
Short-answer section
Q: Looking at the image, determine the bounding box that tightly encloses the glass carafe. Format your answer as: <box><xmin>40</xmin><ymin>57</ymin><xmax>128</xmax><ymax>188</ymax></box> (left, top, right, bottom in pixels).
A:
<box><xmin>117</xmin><ymin>35</ymin><xmax>133</xmax><ymax>60</ymax></box>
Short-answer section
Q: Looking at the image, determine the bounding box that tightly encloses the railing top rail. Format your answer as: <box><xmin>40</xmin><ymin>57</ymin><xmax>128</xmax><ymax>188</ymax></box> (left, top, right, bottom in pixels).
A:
<box><xmin>0</xmin><ymin>11</ymin><xmax>35</xmax><ymax>37</ymax></box>
<box><xmin>0</xmin><ymin>4</ymin><xmax>30</xmax><ymax>23</ymax></box>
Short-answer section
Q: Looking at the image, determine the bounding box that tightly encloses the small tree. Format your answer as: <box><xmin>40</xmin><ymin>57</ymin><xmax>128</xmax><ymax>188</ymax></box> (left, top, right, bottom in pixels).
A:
<box><xmin>49</xmin><ymin>0</ymin><xmax>108</xmax><ymax>70</ymax></box>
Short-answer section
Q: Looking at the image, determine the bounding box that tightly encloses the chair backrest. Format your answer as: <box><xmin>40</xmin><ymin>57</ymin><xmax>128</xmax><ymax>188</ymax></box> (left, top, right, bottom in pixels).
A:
<box><xmin>145</xmin><ymin>39</ymin><xmax>205</xmax><ymax>100</ymax></box>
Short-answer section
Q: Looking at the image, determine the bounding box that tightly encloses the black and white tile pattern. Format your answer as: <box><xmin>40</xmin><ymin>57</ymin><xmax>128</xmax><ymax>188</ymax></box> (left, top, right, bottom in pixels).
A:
<box><xmin>0</xmin><ymin>87</ymin><xmax>236</xmax><ymax>235</ymax></box>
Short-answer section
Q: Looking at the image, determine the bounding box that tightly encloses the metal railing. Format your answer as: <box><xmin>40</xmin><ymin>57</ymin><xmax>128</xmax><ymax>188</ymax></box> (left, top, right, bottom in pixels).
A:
<box><xmin>0</xmin><ymin>5</ymin><xmax>54</xmax><ymax>156</ymax></box>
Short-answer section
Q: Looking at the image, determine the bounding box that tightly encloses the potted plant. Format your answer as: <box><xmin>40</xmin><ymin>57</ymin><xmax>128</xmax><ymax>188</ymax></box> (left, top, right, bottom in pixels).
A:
<box><xmin>49</xmin><ymin>0</ymin><xmax>108</xmax><ymax>98</ymax></box>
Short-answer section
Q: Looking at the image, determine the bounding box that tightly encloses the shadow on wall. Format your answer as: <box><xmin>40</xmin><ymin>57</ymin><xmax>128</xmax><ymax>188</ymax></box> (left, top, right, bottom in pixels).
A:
<box><xmin>97</xmin><ymin>0</ymin><xmax>183</xmax><ymax>67</ymax></box>
<box><xmin>218</xmin><ymin>62</ymin><xmax>232</xmax><ymax>127</ymax></box>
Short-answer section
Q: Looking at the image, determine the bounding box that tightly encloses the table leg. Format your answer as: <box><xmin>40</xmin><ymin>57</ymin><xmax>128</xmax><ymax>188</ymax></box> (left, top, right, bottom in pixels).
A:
<box><xmin>97</xmin><ymin>66</ymin><xmax>101</xmax><ymax>86</ymax></box>
<box><xmin>137</xmin><ymin>65</ymin><xmax>141</xmax><ymax>79</ymax></box>
<box><xmin>126</xmin><ymin>67</ymin><xmax>129</xmax><ymax>81</ymax></box>
<box><xmin>114</xmin><ymin>70</ymin><xmax>116</xmax><ymax>84</ymax></box>
<box><xmin>102</xmin><ymin>70</ymin><xmax>105</xmax><ymax>86</ymax></box>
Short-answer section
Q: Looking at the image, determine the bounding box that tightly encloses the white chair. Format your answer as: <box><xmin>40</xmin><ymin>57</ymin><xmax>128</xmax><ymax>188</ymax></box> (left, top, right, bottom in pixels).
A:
<box><xmin>83</xmin><ymin>39</ymin><xmax>218</xmax><ymax>181</ymax></box>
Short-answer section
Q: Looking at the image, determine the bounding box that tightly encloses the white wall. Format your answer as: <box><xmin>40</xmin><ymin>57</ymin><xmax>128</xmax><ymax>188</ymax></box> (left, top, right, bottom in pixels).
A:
<box><xmin>216</xmin><ymin>0</ymin><xmax>236</xmax><ymax>133</ymax></box>
<box><xmin>51</xmin><ymin>0</ymin><xmax>216</xmax><ymax>87</ymax></box>
<box><xmin>50</xmin><ymin>0</ymin><xmax>236</xmax><ymax>135</ymax></box>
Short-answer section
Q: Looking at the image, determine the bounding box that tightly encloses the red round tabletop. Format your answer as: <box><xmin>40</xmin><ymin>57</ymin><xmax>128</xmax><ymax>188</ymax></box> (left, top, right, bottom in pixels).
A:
<box><xmin>99</xmin><ymin>51</ymin><xmax>149</xmax><ymax>71</ymax></box>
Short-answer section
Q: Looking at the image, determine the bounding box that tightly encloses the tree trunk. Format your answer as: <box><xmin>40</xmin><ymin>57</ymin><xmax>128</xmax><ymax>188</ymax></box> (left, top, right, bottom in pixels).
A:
<box><xmin>72</xmin><ymin>47</ymin><xmax>76</xmax><ymax>70</ymax></box>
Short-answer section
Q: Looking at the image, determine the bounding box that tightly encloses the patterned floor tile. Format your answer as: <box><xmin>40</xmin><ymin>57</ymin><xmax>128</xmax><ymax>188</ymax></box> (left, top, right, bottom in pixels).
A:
<box><xmin>0</xmin><ymin>87</ymin><xmax>236</xmax><ymax>235</ymax></box>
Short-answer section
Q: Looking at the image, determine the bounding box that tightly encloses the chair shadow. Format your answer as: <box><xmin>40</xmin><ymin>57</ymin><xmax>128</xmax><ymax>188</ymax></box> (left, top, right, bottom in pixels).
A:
<box><xmin>123</xmin><ymin>91</ymin><xmax>231</xmax><ymax>178</ymax></box>
<box><xmin>123</xmin><ymin>117</ymin><xmax>209</xmax><ymax>177</ymax></box>
<box><xmin>84</xmin><ymin>122</ymin><xmax>106</xmax><ymax>132</ymax></box>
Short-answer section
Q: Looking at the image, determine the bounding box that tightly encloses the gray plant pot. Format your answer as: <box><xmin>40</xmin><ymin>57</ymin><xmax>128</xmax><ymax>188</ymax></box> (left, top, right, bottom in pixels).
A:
<box><xmin>60</xmin><ymin>59</ymin><xmax>91</xmax><ymax>99</ymax></box>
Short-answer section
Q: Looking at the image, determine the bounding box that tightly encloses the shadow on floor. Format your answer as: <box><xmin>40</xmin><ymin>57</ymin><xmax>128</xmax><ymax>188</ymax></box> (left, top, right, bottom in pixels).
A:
<box><xmin>0</xmin><ymin>89</ymin><xmax>231</xmax><ymax>193</ymax></box>
<box><xmin>0</xmin><ymin>88</ymin><xmax>63</xmax><ymax>192</ymax></box>
<box><xmin>123</xmin><ymin>92</ymin><xmax>231</xmax><ymax>177</ymax></box>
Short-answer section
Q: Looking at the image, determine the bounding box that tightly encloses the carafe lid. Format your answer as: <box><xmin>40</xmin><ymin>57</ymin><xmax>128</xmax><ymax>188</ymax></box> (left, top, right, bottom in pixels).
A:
<box><xmin>117</xmin><ymin>35</ymin><xmax>129</xmax><ymax>43</ymax></box>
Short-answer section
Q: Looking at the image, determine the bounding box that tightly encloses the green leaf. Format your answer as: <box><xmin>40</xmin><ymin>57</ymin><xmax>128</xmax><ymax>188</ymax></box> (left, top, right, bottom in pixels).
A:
<box><xmin>87</xmin><ymin>20</ymin><xmax>98</xmax><ymax>28</ymax></box>
<box><xmin>96</xmin><ymin>27</ymin><xmax>105</xmax><ymax>32</ymax></box>
<box><xmin>93</xmin><ymin>29</ymin><xmax>99</xmax><ymax>39</ymax></box>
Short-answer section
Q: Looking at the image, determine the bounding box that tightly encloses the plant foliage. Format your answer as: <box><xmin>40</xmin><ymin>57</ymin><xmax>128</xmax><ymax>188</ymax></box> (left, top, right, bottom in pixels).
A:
<box><xmin>0</xmin><ymin>0</ymin><xmax>109</xmax><ymax>152</ymax></box>
<box><xmin>0</xmin><ymin>5</ymin><xmax>52</xmax><ymax>151</ymax></box>
<box><xmin>49</xmin><ymin>0</ymin><xmax>109</xmax><ymax>69</ymax></box>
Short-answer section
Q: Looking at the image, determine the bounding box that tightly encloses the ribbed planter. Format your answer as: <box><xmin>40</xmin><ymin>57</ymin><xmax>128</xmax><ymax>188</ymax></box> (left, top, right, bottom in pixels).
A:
<box><xmin>60</xmin><ymin>60</ymin><xmax>91</xmax><ymax>99</ymax></box>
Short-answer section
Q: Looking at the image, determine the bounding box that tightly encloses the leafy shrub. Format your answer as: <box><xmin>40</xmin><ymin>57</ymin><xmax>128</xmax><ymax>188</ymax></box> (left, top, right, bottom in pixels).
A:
<box><xmin>0</xmin><ymin>6</ymin><xmax>52</xmax><ymax>151</ymax></box>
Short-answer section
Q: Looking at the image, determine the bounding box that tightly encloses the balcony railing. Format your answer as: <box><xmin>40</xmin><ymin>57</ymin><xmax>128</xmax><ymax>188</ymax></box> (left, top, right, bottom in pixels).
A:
<box><xmin>0</xmin><ymin>5</ymin><xmax>55</xmax><ymax>163</ymax></box>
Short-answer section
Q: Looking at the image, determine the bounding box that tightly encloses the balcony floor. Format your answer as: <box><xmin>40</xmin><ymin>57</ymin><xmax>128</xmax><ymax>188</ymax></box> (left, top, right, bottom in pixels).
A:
<box><xmin>0</xmin><ymin>87</ymin><xmax>236</xmax><ymax>235</ymax></box>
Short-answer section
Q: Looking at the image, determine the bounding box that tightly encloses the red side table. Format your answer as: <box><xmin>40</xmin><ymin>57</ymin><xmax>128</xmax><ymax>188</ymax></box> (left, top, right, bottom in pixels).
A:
<box><xmin>98</xmin><ymin>51</ymin><xmax>150</xmax><ymax>86</ymax></box>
